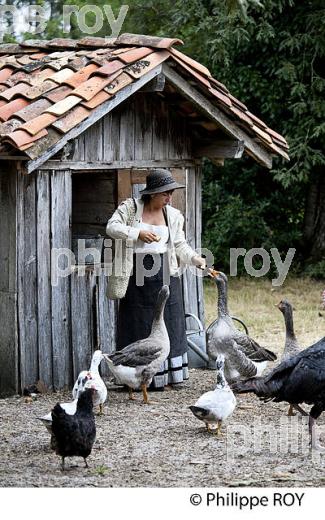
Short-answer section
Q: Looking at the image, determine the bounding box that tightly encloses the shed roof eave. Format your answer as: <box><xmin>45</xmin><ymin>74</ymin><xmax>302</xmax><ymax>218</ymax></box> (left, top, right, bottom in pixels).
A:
<box><xmin>162</xmin><ymin>63</ymin><xmax>275</xmax><ymax>169</ymax></box>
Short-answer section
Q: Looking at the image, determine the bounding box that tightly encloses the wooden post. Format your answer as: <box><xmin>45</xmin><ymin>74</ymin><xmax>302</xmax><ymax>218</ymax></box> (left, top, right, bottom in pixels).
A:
<box><xmin>117</xmin><ymin>169</ymin><xmax>132</xmax><ymax>204</ymax></box>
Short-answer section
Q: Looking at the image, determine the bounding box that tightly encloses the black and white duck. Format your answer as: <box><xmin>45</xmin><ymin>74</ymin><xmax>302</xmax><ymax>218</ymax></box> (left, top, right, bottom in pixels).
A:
<box><xmin>232</xmin><ymin>336</ymin><xmax>325</xmax><ymax>449</ymax></box>
<box><xmin>207</xmin><ymin>270</ymin><xmax>277</xmax><ymax>382</ymax></box>
<box><xmin>189</xmin><ymin>354</ymin><xmax>236</xmax><ymax>434</ymax></box>
<box><xmin>103</xmin><ymin>285</ymin><xmax>170</xmax><ymax>404</ymax></box>
<box><xmin>72</xmin><ymin>350</ymin><xmax>107</xmax><ymax>415</ymax></box>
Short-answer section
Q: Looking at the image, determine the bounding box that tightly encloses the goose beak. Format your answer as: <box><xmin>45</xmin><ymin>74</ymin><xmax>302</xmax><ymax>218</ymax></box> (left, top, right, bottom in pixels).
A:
<box><xmin>208</xmin><ymin>268</ymin><xmax>219</xmax><ymax>278</ymax></box>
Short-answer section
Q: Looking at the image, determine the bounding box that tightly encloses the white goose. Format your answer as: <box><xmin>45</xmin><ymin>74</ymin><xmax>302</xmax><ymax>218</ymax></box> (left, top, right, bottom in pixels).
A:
<box><xmin>189</xmin><ymin>354</ymin><xmax>236</xmax><ymax>434</ymax></box>
<box><xmin>103</xmin><ymin>285</ymin><xmax>170</xmax><ymax>404</ymax></box>
<box><xmin>72</xmin><ymin>350</ymin><xmax>107</xmax><ymax>414</ymax></box>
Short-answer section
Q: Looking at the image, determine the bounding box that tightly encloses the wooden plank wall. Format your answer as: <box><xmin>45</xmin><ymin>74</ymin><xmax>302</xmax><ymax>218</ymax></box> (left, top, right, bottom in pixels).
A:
<box><xmin>16</xmin><ymin>169</ymin><xmax>72</xmax><ymax>390</ymax></box>
<box><xmin>15</xmin><ymin>167</ymin><xmax>118</xmax><ymax>391</ymax></box>
<box><xmin>0</xmin><ymin>164</ymin><xmax>18</xmax><ymax>395</ymax></box>
<box><xmin>17</xmin><ymin>170</ymin><xmax>39</xmax><ymax>389</ymax></box>
<box><xmin>179</xmin><ymin>166</ymin><xmax>205</xmax><ymax>324</ymax></box>
<box><xmin>72</xmin><ymin>93</ymin><xmax>192</xmax><ymax>163</ymax></box>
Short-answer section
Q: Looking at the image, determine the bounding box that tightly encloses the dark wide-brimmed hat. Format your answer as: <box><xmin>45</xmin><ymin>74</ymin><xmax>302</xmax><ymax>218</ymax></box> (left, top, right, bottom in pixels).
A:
<box><xmin>139</xmin><ymin>169</ymin><xmax>185</xmax><ymax>195</ymax></box>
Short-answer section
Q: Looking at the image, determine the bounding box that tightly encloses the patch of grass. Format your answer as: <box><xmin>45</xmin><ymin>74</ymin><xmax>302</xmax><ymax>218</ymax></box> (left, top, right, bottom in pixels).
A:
<box><xmin>92</xmin><ymin>465</ymin><xmax>109</xmax><ymax>476</ymax></box>
<box><xmin>203</xmin><ymin>276</ymin><xmax>325</xmax><ymax>357</ymax></box>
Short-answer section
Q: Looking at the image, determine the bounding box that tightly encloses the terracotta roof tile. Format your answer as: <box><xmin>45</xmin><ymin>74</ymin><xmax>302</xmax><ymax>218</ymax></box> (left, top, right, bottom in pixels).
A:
<box><xmin>21</xmin><ymin>128</ymin><xmax>62</xmax><ymax>158</ymax></box>
<box><xmin>0</xmin><ymin>35</ymin><xmax>288</xmax><ymax>159</ymax></box>
<box><xmin>118</xmin><ymin>47</ymin><xmax>153</xmax><ymax>64</ymax></box>
<box><xmin>170</xmin><ymin>54</ymin><xmax>211</xmax><ymax>88</ymax></box>
<box><xmin>94</xmin><ymin>59</ymin><xmax>125</xmax><ymax>77</ymax></box>
<box><xmin>209</xmin><ymin>87</ymin><xmax>232</xmax><ymax>107</ymax></box>
<box><xmin>251</xmin><ymin>124</ymin><xmax>273</xmax><ymax>144</ymax></box>
<box><xmin>4</xmin><ymin>71</ymin><xmax>34</xmax><ymax>88</ymax></box>
<box><xmin>266</xmin><ymin>127</ymin><xmax>289</xmax><ymax>148</ymax></box>
<box><xmin>81</xmin><ymin>90</ymin><xmax>111</xmax><ymax>109</ymax></box>
<box><xmin>4</xmin><ymin>128</ymin><xmax>47</xmax><ymax>148</ymax></box>
<box><xmin>45</xmin><ymin>95</ymin><xmax>81</xmax><ymax>115</ymax></box>
<box><xmin>110</xmin><ymin>47</ymin><xmax>136</xmax><ymax>55</ymax></box>
<box><xmin>52</xmin><ymin>105</ymin><xmax>90</xmax><ymax>133</ymax></box>
<box><xmin>48</xmin><ymin>67</ymin><xmax>75</xmax><ymax>84</ymax></box>
<box><xmin>105</xmin><ymin>72</ymin><xmax>133</xmax><ymax>95</ymax></box>
<box><xmin>68</xmin><ymin>56</ymin><xmax>89</xmax><ymax>71</ymax></box>
<box><xmin>116</xmin><ymin>33</ymin><xmax>183</xmax><ymax>49</ymax></box>
<box><xmin>0</xmin><ymin>97</ymin><xmax>29</xmax><ymax>121</ymax></box>
<box><xmin>78</xmin><ymin>37</ymin><xmax>116</xmax><ymax>48</ymax></box>
<box><xmin>28</xmin><ymin>67</ymin><xmax>56</xmax><ymax>86</ymax></box>
<box><xmin>72</xmin><ymin>75</ymin><xmax>117</xmax><ymax>101</ymax></box>
<box><xmin>170</xmin><ymin>47</ymin><xmax>211</xmax><ymax>77</ymax></box>
<box><xmin>228</xmin><ymin>96</ymin><xmax>247</xmax><ymax>112</ymax></box>
<box><xmin>0</xmin><ymin>82</ymin><xmax>30</xmax><ymax>100</ymax></box>
<box><xmin>14</xmin><ymin>98</ymin><xmax>52</xmax><ymax>122</ymax></box>
<box><xmin>209</xmin><ymin>77</ymin><xmax>229</xmax><ymax>94</ymax></box>
<box><xmin>125</xmin><ymin>51</ymin><xmax>170</xmax><ymax>79</ymax></box>
<box><xmin>44</xmin><ymin>85</ymin><xmax>74</xmax><ymax>103</ymax></box>
<box><xmin>245</xmin><ymin>110</ymin><xmax>267</xmax><ymax>129</ymax></box>
<box><xmin>29</xmin><ymin>52</ymin><xmax>48</xmax><ymax>60</ymax></box>
<box><xmin>0</xmin><ymin>117</ymin><xmax>22</xmax><ymax>135</ymax></box>
<box><xmin>0</xmin><ymin>68</ymin><xmax>13</xmax><ymax>82</ymax></box>
<box><xmin>229</xmin><ymin>105</ymin><xmax>254</xmax><ymax>127</ymax></box>
<box><xmin>24</xmin><ymin>79</ymin><xmax>57</xmax><ymax>99</ymax></box>
<box><xmin>16</xmin><ymin>55</ymin><xmax>34</xmax><ymax>66</ymax></box>
<box><xmin>63</xmin><ymin>63</ymin><xmax>99</xmax><ymax>88</ymax></box>
<box><xmin>20</xmin><ymin>113</ymin><xmax>57</xmax><ymax>135</ymax></box>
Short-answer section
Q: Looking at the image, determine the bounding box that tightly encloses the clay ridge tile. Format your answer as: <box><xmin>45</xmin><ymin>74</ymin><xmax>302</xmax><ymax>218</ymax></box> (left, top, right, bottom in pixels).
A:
<box><xmin>116</xmin><ymin>33</ymin><xmax>183</xmax><ymax>49</ymax></box>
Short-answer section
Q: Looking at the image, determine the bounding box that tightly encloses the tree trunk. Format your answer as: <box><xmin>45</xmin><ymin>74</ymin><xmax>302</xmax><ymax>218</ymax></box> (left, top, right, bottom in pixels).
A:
<box><xmin>303</xmin><ymin>172</ymin><xmax>325</xmax><ymax>262</ymax></box>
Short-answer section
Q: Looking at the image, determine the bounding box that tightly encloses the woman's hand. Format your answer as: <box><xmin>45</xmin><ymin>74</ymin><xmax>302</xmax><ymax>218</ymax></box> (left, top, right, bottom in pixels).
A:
<box><xmin>139</xmin><ymin>230</ymin><xmax>160</xmax><ymax>243</ymax></box>
<box><xmin>192</xmin><ymin>256</ymin><xmax>206</xmax><ymax>270</ymax></box>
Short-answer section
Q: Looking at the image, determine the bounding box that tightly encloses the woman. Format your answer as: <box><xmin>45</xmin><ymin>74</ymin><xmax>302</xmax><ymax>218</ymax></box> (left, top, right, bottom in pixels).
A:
<box><xmin>106</xmin><ymin>169</ymin><xmax>206</xmax><ymax>389</ymax></box>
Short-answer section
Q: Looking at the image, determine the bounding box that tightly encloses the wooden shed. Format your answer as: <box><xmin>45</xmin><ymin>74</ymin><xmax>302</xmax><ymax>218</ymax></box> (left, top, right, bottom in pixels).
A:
<box><xmin>0</xmin><ymin>34</ymin><xmax>289</xmax><ymax>396</ymax></box>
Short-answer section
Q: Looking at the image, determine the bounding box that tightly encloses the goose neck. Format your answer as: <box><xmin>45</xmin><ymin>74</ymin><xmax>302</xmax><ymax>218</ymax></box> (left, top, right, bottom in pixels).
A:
<box><xmin>217</xmin><ymin>281</ymin><xmax>228</xmax><ymax>317</ymax></box>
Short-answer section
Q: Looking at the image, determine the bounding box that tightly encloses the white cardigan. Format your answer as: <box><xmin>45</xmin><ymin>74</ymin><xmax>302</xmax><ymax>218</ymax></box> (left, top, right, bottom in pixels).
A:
<box><xmin>106</xmin><ymin>198</ymin><xmax>198</xmax><ymax>275</ymax></box>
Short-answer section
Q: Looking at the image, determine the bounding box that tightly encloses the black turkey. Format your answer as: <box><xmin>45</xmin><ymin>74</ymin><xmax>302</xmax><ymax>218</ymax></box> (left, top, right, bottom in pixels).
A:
<box><xmin>232</xmin><ymin>337</ymin><xmax>325</xmax><ymax>449</ymax></box>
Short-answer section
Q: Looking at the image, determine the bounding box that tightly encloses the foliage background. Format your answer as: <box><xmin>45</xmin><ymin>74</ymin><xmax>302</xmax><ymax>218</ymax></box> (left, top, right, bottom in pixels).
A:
<box><xmin>3</xmin><ymin>0</ymin><xmax>325</xmax><ymax>277</ymax></box>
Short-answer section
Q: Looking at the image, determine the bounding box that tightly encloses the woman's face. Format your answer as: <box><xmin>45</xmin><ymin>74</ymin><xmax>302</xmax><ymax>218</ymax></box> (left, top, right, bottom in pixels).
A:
<box><xmin>151</xmin><ymin>190</ymin><xmax>174</xmax><ymax>207</ymax></box>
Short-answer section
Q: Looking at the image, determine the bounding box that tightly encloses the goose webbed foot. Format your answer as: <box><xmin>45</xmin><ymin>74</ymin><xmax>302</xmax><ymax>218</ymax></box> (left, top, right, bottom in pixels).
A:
<box><xmin>128</xmin><ymin>387</ymin><xmax>136</xmax><ymax>400</ymax></box>
<box><xmin>84</xmin><ymin>458</ymin><xmax>89</xmax><ymax>468</ymax></box>
<box><xmin>287</xmin><ymin>405</ymin><xmax>296</xmax><ymax>416</ymax></box>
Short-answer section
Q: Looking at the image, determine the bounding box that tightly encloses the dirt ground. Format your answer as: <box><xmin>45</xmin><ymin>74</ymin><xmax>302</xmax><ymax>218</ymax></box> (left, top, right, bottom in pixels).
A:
<box><xmin>1</xmin><ymin>368</ymin><xmax>325</xmax><ymax>488</ymax></box>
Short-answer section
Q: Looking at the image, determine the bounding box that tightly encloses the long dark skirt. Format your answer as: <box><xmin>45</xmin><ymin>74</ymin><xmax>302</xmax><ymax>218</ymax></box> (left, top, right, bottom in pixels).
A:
<box><xmin>117</xmin><ymin>252</ymin><xmax>189</xmax><ymax>388</ymax></box>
